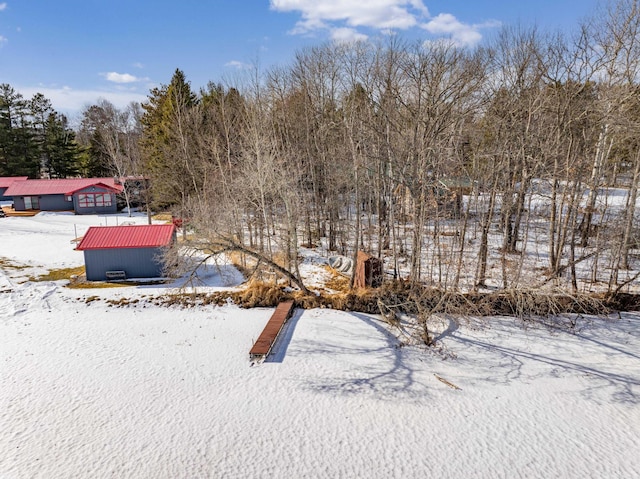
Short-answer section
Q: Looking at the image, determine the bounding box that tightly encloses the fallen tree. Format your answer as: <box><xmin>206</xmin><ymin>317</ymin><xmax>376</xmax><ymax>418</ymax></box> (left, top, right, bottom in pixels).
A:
<box><xmin>163</xmin><ymin>233</ymin><xmax>310</xmax><ymax>295</ymax></box>
<box><xmin>143</xmin><ymin>279</ymin><xmax>637</xmax><ymax>316</ymax></box>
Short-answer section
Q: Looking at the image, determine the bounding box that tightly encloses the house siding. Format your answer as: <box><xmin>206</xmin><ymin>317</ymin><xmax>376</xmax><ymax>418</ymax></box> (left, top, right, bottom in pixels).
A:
<box><xmin>72</xmin><ymin>186</ymin><xmax>118</xmax><ymax>215</ymax></box>
<box><xmin>83</xmin><ymin>247</ymin><xmax>166</xmax><ymax>281</ymax></box>
<box><xmin>11</xmin><ymin>185</ymin><xmax>117</xmax><ymax>214</ymax></box>
<box><xmin>13</xmin><ymin>194</ymin><xmax>72</xmax><ymax>211</ymax></box>
<box><xmin>12</xmin><ymin>196</ymin><xmax>24</xmax><ymax>210</ymax></box>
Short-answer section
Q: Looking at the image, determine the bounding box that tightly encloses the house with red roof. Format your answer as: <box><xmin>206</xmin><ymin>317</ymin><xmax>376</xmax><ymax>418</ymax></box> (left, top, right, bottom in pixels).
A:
<box><xmin>75</xmin><ymin>224</ymin><xmax>176</xmax><ymax>281</ymax></box>
<box><xmin>0</xmin><ymin>176</ymin><xmax>29</xmax><ymax>201</ymax></box>
<box><xmin>3</xmin><ymin>178</ymin><xmax>123</xmax><ymax>214</ymax></box>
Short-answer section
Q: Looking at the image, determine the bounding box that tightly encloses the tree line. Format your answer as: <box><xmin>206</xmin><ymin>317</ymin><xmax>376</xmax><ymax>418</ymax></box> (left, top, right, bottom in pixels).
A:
<box><xmin>0</xmin><ymin>85</ymin><xmax>86</xmax><ymax>178</ymax></box>
<box><xmin>2</xmin><ymin>0</ymin><xmax>640</xmax><ymax>294</ymax></box>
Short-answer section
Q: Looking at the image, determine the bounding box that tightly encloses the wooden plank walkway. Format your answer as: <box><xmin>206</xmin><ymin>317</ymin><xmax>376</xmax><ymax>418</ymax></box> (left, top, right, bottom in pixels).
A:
<box><xmin>1</xmin><ymin>207</ymin><xmax>39</xmax><ymax>217</ymax></box>
<box><xmin>249</xmin><ymin>300</ymin><xmax>295</xmax><ymax>360</ymax></box>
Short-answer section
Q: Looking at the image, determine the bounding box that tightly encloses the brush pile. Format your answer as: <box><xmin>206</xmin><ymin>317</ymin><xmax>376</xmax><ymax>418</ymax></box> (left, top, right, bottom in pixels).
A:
<box><xmin>151</xmin><ymin>280</ymin><xmax>628</xmax><ymax>318</ymax></box>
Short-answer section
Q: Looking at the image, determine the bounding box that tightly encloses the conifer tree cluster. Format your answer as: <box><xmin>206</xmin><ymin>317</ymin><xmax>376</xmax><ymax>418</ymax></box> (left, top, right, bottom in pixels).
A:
<box><xmin>0</xmin><ymin>84</ymin><xmax>82</xmax><ymax>178</ymax></box>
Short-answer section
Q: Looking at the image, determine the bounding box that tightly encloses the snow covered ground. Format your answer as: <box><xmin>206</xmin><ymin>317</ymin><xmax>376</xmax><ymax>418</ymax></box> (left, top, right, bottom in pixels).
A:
<box><xmin>1</xmin><ymin>213</ymin><xmax>639</xmax><ymax>478</ymax></box>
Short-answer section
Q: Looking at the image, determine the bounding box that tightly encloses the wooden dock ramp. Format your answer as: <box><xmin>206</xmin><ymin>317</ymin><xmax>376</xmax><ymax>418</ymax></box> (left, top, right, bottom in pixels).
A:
<box><xmin>250</xmin><ymin>300</ymin><xmax>295</xmax><ymax>361</ymax></box>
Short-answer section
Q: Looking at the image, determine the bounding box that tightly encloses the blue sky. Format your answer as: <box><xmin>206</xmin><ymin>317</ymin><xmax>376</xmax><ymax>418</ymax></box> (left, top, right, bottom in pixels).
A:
<box><xmin>0</xmin><ymin>0</ymin><xmax>600</xmax><ymax>120</ymax></box>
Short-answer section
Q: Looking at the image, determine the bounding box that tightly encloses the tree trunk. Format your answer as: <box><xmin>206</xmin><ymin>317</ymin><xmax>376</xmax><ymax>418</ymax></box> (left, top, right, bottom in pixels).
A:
<box><xmin>621</xmin><ymin>149</ymin><xmax>640</xmax><ymax>269</ymax></box>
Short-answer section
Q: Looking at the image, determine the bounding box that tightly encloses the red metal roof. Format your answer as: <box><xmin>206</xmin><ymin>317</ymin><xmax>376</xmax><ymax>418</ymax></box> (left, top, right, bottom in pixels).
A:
<box><xmin>3</xmin><ymin>178</ymin><xmax>123</xmax><ymax>196</ymax></box>
<box><xmin>0</xmin><ymin>176</ymin><xmax>28</xmax><ymax>188</ymax></box>
<box><xmin>64</xmin><ymin>182</ymin><xmax>121</xmax><ymax>195</ymax></box>
<box><xmin>76</xmin><ymin>224</ymin><xmax>176</xmax><ymax>250</ymax></box>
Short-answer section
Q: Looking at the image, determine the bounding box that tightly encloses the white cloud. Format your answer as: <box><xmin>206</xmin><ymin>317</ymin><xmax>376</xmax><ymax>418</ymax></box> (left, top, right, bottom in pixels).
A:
<box><xmin>289</xmin><ymin>17</ymin><xmax>328</xmax><ymax>35</ymax></box>
<box><xmin>16</xmin><ymin>85</ymin><xmax>148</xmax><ymax>122</ymax></box>
<box><xmin>330</xmin><ymin>27</ymin><xmax>368</xmax><ymax>43</ymax></box>
<box><xmin>225</xmin><ymin>60</ymin><xmax>252</xmax><ymax>70</ymax></box>
<box><xmin>422</xmin><ymin>13</ymin><xmax>492</xmax><ymax>47</ymax></box>
<box><xmin>132</xmin><ymin>62</ymin><xmax>144</xmax><ymax>69</ymax></box>
<box><xmin>270</xmin><ymin>0</ymin><xmax>498</xmax><ymax>47</ymax></box>
<box><xmin>0</xmin><ymin>2</ymin><xmax>7</xmax><ymax>46</ymax></box>
<box><xmin>103</xmin><ymin>72</ymin><xmax>142</xmax><ymax>84</ymax></box>
<box><xmin>271</xmin><ymin>0</ymin><xmax>428</xmax><ymax>33</ymax></box>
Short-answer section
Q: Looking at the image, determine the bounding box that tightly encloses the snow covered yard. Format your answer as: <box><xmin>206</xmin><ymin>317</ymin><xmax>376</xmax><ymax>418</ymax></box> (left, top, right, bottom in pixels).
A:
<box><xmin>1</xmin><ymin>213</ymin><xmax>639</xmax><ymax>478</ymax></box>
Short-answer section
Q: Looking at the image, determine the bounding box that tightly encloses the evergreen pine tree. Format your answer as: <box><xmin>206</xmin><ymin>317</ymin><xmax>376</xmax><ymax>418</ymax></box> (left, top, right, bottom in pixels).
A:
<box><xmin>42</xmin><ymin>113</ymin><xmax>80</xmax><ymax>178</ymax></box>
<box><xmin>0</xmin><ymin>84</ymin><xmax>39</xmax><ymax>177</ymax></box>
<box><xmin>140</xmin><ymin>68</ymin><xmax>199</xmax><ymax>210</ymax></box>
